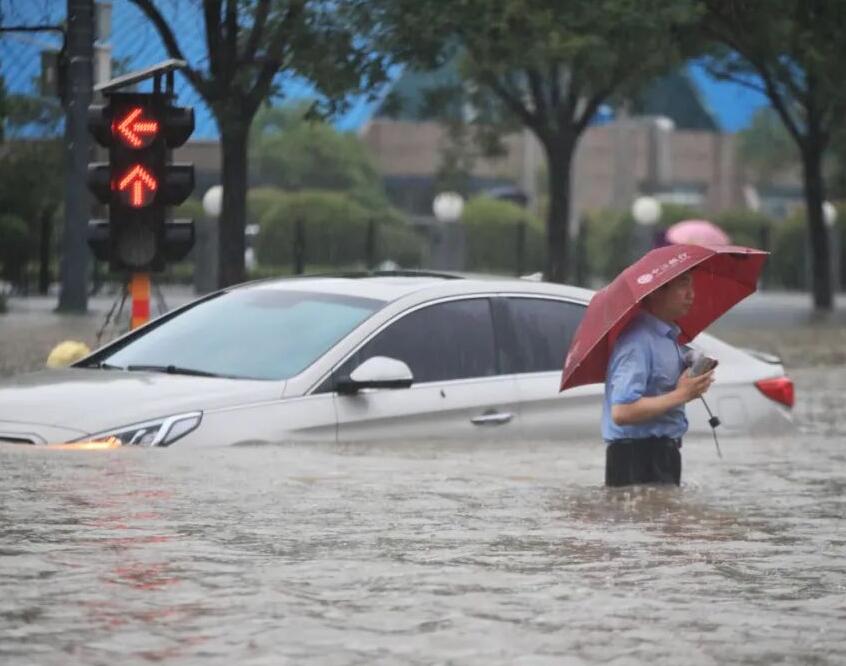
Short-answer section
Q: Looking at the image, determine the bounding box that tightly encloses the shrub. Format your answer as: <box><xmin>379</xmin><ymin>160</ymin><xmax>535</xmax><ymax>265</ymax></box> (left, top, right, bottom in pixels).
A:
<box><xmin>654</xmin><ymin>203</ymin><xmax>704</xmax><ymax>230</ymax></box>
<box><xmin>713</xmin><ymin>209</ymin><xmax>774</xmax><ymax>249</ymax></box>
<box><xmin>257</xmin><ymin>190</ymin><xmax>423</xmax><ymax>269</ymax></box>
<box><xmin>582</xmin><ymin>209</ymin><xmax>632</xmax><ymax>282</ymax></box>
<box><xmin>462</xmin><ymin>196</ymin><xmax>542</xmax><ymax>229</ymax></box>
<box><xmin>769</xmin><ymin>214</ymin><xmax>807</xmax><ymax>289</ymax></box>
<box><xmin>458</xmin><ymin>197</ymin><xmax>544</xmax><ymax>274</ymax></box>
<box><xmin>464</xmin><ymin>217</ymin><xmax>546</xmax><ymax>274</ymax></box>
<box><xmin>247</xmin><ymin>187</ymin><xmax>287</xmax><ymax>226</ymax></box>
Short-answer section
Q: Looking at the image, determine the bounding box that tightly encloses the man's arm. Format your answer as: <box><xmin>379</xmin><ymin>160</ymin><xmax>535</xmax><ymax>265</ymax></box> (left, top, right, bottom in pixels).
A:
<box><xmin>611</xmin><ymin>370</ymin><xmax>715</xmax><ymax>426</ymax></box>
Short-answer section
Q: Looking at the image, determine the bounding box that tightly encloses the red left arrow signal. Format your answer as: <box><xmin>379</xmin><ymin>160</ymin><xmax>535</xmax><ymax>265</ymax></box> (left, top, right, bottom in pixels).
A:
<box><xmin>113</xmin><ymin>107</ymin><xmax>159</xmax><ymax>148</ymax></box>
<box><xmin>116</xmin><ymin>165</ymin><xmax>158</xmax><ymax>208</ymax></box>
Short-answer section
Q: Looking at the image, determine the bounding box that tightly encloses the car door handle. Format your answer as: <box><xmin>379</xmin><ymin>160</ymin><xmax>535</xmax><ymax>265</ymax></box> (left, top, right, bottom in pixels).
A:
<box><xmin>471</xmin><ymin>411</ymin><xmax>513</xmax><ymax>426</ymax></box>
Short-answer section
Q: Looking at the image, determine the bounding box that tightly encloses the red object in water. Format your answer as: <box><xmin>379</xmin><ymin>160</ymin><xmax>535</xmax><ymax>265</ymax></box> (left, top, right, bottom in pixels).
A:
<box><xmin>560</xmin><ymin>244</ymin><xmax>768</xmax><ymax>392</ymax></box>
<box><xmin>755</xmin><ymin>376</ymin><xmax>795</xmax><ymax>408</ymax></box>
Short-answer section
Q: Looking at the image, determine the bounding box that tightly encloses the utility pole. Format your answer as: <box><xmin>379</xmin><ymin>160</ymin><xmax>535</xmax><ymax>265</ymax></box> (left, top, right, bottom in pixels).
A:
<box><xmin>57</xmin><ymin>0</ymin><xmax>94</xmax><ymax>313</ymax></box>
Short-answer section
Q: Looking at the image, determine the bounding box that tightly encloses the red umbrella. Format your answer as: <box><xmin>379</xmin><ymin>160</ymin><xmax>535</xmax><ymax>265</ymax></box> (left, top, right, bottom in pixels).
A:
<box><xmin>560</xmin><ymin>244</ymin><xmax>768</xmax><ymax>392</ymax></box>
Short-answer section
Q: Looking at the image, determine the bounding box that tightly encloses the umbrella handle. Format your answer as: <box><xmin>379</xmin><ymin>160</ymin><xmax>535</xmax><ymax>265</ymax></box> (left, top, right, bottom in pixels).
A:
<box><xmin>700</xmin><ymin>396</ymin><xmax>722</xmax><ymax>458</ymax></box>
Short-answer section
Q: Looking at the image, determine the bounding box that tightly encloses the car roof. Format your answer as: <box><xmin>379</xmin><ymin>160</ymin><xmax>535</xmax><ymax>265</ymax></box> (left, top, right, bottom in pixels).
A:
<box><xmin>235</xmin><ymin>271</ymin><xmax>595</xmax><ymax>305</ymax></box>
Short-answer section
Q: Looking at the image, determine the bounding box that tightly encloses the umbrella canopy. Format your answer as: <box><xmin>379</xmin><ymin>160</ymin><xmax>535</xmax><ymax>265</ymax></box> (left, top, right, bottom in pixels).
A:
<box><xmin>560</xmin><ymin>244</ymin><xmax>768</xmax><ymax>392</ymax></box>
<box><xmin>666</xmin><ymin>219</ymin><xmax>730</xmax><ymax>246</ymax></box>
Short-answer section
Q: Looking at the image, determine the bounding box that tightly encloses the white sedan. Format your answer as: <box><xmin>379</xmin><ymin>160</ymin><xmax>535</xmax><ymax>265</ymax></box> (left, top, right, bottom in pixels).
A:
<box><xmin>0</xmin><ymin>273</ymin><xmax>795</xmax><ymax>447</ymax></box>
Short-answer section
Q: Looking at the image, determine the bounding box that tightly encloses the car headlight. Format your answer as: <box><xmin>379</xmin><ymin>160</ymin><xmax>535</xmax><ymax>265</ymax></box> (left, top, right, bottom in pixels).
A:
<box><xmin>73</xmin><ymin>412</ymin><xmax>202</xmax><ymax>447</ymax></box>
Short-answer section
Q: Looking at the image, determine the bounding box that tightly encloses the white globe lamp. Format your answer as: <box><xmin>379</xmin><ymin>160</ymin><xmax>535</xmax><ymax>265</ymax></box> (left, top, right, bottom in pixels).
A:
<box><xmin>202</xmin><ymin>185</ymin><xmax>223</xmax><ymax>218</ymax></box>
<box><xmin>823</xmin><ymin>201</ymin><xmax>838</xmax><ymax>228</ymax></box>
<box><xmin>432</xmin><ymin>191</ymin><xmax>465</xmax><ymax>223</ymax></box>
<box><xmin>631</xmin><ymin>196</ymin><xmax>662</xmax><ymax>226</ymax></box>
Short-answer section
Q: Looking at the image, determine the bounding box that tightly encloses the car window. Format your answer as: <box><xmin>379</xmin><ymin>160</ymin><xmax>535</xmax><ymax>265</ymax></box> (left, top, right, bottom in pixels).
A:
<box><xmin>100</xmin><ymin>290</ymin><xmax>384</xmax><ymax>380</ymax></box>
<box><xmin>333</xmin><ymin>298</ymin><xmax>498</xmax><ymax>385</ymax></box>
<box><xmin>503</xmin><ymin>297</ymin><xmax>586</xmax><ymax>373</ymax></box>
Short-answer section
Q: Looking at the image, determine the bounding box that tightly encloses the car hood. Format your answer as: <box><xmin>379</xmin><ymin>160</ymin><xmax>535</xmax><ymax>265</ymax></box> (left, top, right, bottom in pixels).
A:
<box><xmin>0</xmin><ymin>368</ymin><xmax>284</xmax><ymax>438</ymax></box>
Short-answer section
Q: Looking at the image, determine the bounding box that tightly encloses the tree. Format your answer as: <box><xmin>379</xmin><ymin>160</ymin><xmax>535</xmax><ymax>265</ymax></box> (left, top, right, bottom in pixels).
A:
<box><xmin>0</xmin><ymin>92</ymin><xmax>64</xmax><ymax>294</ymax></box>
<box><xmin>737</xmin><ymin>106</ymin><xmax>798</xmax><ymax>186</ymax></box>
<box><xmin>250</xmin><ymin>103</ymin><xmax>389</xmax><ymax>209</ymax></box>
<box><xmin>702</xmin><ymin>0</ymin><xmax>846</xmax><ymax>310</ymax></box>
<box><xmin>131</xmin><ymin>0</ymin><xmax>387</xmax><ymax>287</ymax></box>
<box><xmin>362</xmin><ymin>0</ymin><xmax>697</xmax><ymax>282</ymax></box>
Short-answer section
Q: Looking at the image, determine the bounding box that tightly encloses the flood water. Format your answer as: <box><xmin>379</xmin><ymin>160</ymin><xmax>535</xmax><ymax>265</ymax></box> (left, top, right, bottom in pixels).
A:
<box><xmin>1</xmin><ymin>369</ymin><xmax>845</xmax><ymax>665</ymax></box>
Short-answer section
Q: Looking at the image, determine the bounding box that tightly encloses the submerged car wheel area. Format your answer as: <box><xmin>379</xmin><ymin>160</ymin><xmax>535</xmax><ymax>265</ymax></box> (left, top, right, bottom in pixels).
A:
<box><xmin>0</xmin><ymin>272</ymin><xmax>795</xmax><ymax>448</ymax></box>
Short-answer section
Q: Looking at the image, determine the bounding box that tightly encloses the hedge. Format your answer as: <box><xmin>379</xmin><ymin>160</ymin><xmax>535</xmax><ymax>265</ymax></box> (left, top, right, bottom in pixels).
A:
<box><xmin>464</xmin><ymin>217</ymin><xmax>546</xmax><ymax>274</ymax></box>
<box><xmin>581</xmin><ymin>207</ymin><xmax>787</xmax><ymax>284</ymax></box>
<box><xmin>257</xmin><ymin>190</ymin><xmax>424</xmax><ymax>268</ymax></box>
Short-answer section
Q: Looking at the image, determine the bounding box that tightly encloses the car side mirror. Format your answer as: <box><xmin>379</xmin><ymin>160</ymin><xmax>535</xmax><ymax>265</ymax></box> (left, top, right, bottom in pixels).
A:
<box><xmin>336</xmin><ymin>356</ymin><xmax>414</xmax><ymax>395</ymax></box>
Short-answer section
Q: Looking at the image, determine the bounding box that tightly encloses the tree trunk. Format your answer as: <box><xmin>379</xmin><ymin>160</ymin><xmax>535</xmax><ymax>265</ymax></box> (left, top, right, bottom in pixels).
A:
<box><xmin>801</xmin><ymin>143</ymin><xmax>832</xmax><ymax>310</ymax></box>
<box><xmin>543</xmin><ymin>137</ymin><xmax>575</xmax><ymax>283</ymax></box>
<box><xmin>38</xmin><ymin>206</ymin><xmax>54</xmax><ymax>295</ymax></box>
<box><xmin>218</xmin><ymin>122</ymin><xmax>250</xmax><ymax>288</ymax></box>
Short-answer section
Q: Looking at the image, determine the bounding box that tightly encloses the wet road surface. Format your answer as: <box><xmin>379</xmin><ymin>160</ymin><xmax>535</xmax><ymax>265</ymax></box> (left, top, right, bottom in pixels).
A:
<box><xmin>1</xmin><ymin>367</ymin><xmax>844</xmax><ymax>665</ymax></box>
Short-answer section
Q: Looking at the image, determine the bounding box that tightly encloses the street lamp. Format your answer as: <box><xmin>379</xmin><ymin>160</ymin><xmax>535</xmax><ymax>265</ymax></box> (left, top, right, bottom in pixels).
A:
<box><xmin>631</xmin><ymin>195</ymin><xmax>662</xmax><ymax>260</ymax></box>
<box><xmin>824</xmin><ymin>201</ymin><xmax>840</xmax><ymax>293</ymax></box>
<box><xmin>202</xmin><ymin>185</ymin><xmax>223</xmax><ymax>218</ymax></box>
<box><xmin>431</xmin><ymin>191</ymin><xmax>465</xmax><ymax>270</ymax></box>
<box><xmin>823</xmin><ymin>201</ymin><xmax>837</xmax><ymax>228</ymax></box>
<box><xmin>433</xmin><ymin>191</ymin><xmax>465</xmax><ymax>223</ymax></box>
<box><xmin>196</xmin><ymin>185</ymin><xmax>223</xmax><ymax>293</ymax></box>
<box><xmin>631</xmin><ymin>195</ymin><xmax>662</xmax><ymax>226</ymax></box>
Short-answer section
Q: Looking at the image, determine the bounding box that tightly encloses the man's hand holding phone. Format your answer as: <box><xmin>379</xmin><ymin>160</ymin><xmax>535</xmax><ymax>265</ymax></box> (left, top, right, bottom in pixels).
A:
<box><xmin>675</xmin><ymin>353</ymin><xmax>718</xmax><ymax>403</ymax></box>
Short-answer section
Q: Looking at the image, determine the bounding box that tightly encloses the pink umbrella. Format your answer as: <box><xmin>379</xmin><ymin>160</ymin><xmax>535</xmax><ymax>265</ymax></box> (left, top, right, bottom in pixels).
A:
<box><xmin>665</xmin><ymin>219</ymin><xmax>730</xmax><ymax>246</ymax></box>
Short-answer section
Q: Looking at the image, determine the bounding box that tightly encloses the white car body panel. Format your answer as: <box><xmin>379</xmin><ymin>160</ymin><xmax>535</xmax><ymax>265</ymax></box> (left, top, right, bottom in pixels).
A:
<box><xmin>0</xmin><ymin>275</ymin><xmax>794</xmax><ymax>447</ymax></box>
<box><xmin>335</xmin><ymin>375</ymin><xmax>521</xmax><ymax>442</ymax></box>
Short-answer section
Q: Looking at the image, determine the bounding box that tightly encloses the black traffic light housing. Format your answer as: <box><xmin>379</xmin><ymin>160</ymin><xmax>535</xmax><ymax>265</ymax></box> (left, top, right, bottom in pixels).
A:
<box><xmin>86</xmin><ymin>63</ymin><xmax>195</xmax><ymax>273</ymax></box>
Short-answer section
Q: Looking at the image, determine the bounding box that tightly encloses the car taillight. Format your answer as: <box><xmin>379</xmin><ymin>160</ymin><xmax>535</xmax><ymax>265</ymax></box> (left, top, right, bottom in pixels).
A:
<box><xmin>755</xmin><ymin>376</ymin><xmax>795</xmax><ymax>408</ymax></box>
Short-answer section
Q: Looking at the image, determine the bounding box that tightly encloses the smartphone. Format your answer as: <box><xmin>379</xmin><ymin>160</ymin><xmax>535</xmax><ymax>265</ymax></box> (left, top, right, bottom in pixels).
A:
<box><xmin>690</xmin><ymin>355</ymin><xmax>718</xmax><ymax>376</ymax></box>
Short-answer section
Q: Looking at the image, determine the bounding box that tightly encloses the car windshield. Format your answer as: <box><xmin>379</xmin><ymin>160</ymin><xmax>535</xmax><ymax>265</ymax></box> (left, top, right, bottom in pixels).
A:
<box><xmin>99</xmin><ymin>289</ymin><xmax>385</xmax><ymax>380</ymax></box>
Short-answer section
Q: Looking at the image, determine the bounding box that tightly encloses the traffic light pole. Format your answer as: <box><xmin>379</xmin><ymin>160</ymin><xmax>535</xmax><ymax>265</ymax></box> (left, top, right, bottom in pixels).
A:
<box><xmin>58</xmin><ymin>0</ymin><xmax>94</xmax><ymax>313</ymax></box>
<box><xmin>129</xmin><ymin>273</ymin><xmax>151</xmax><ymax>329</ymax></box>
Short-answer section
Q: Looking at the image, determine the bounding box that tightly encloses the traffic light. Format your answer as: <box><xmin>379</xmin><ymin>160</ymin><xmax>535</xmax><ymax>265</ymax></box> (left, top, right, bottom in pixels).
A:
<box><xmin>87</xmin><ymin>92</ymin><xmax>195</xmax><ymax>272</ymax></box>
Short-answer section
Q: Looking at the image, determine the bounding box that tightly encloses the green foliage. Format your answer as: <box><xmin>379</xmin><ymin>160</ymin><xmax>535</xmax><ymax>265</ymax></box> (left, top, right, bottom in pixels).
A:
<box><xmin>250</xmin><ymin>104</ymin><xmax>389</xmax><ymax>209</ymax></box>
<box><xmin>0</xmin><ymin>140</ymin><xmax>63</xmax><ymax>224</ymax></box>
<box><xmin>737</xmin><ymin>107</ymin><xmax>798</xmax><ymax>186</ymax></box>
<box><xmin>362</xmin><ymin>0</ymin><xmax>698</xmax><ymax>281</ymax></box>
<box><xmin>256</xmin><ymin>190</ymin><xmax>423</xmax><ymax>268</ymax></box>
<box><xmin>464</xmin><ymin>217</ymin><xmax>546</xmax><ymax>274</ymax></box>
<box><xmin>462</xmin><ymin>196</ymin><xmax>541</xmax><ymax>227</ymax></box>
<box><xmin>582</xmin><ymin>209</ymin><xmax>633</xmax><ymax>281</ymax></box>
<box><xmin>769</xmin><ymin>214</ymin><xmax>807</xmax><ymax>290</ymax></box>
<box><xmin>654</xmin><ymin>204</ymin><xmax>704</xmax><ymax>230</ymax></box>
<box><xmin>460</xmin><ymin>197</ymin><xmax>545</xmax><ymax>273</ymax></box>
<box><xmin>247</xmin><ymin>187</ymin><xmax>287</xmax><ymax>225</ymax></box>
<box><xmin>0</xmin><ymin>214</ymin><xmax>34</xmax><ymax>284</ymax></box>
<box><xmin>712</xmin><ymin>209</ymin><xmax>773</xmax><ymax>249</ymax></box>
<box><xmin>173</xmin><ymin>197</ymin><xmax>205</xmax><ymax>222</ymax></box>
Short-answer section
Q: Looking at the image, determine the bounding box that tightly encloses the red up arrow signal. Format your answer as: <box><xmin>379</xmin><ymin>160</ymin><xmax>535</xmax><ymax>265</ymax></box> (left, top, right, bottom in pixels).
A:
<box><xmin>116</xmin><ymin>165</ymin><xmax>158</xmax><ymax>208</ymax></box>
<box><xmin>114</xmin><ymin>107</ymin><xmax>159</xmax><ymax>148</ymax></box>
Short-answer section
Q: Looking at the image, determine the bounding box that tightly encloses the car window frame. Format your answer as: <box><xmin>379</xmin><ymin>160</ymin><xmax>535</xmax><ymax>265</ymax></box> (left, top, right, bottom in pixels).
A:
<box><xmin>310</xmin><ymin>294</ymin><xmax>506</xmax><ymax>394</ymax></box>
<box><xmin>495</xmin><ymin>293</ymin><xmax>588</xmax><ymax>376</ymax></box>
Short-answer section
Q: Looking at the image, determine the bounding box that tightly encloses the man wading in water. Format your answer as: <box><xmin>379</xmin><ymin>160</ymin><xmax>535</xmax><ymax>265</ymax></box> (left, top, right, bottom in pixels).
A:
<box><xmin>601</xmin><ymin>272</ymin><xmax>715</xmax><ymax>486</ymax></box>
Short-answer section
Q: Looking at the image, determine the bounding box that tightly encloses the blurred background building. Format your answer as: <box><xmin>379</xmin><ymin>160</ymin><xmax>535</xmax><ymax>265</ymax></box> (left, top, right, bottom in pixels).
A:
<box><xmin>2</xmin><ymin>0</ymin><xmax>803</xmax><ymax>223</ymax></box>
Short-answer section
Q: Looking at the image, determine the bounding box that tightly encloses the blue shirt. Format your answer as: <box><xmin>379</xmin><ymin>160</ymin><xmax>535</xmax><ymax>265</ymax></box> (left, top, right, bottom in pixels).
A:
<box><xmin>601</xmin><ymin>311</ymin><xmax>689</xmax><ymax>442</ymax></box>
